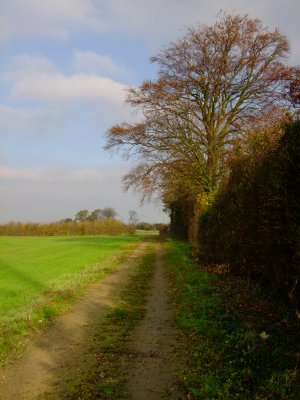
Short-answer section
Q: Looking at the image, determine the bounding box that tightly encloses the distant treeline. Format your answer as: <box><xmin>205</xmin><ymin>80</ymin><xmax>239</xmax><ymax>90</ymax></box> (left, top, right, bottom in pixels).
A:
<box><xmin>135</xmin><ymin>222</ymin><xmax>166</xmax><ymax>231</ymax></box>
<box><xmin>0</xmin><ymin>219</ymin><xmax>135</xmax><ymax>236</ymax></box>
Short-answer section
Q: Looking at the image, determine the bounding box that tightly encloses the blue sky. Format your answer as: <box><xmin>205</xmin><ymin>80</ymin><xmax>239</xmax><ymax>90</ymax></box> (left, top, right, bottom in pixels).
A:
<box><xmin>1</xmin><ymin>0</ymin><xmax>299</xmax><ymax>224</ymax></box>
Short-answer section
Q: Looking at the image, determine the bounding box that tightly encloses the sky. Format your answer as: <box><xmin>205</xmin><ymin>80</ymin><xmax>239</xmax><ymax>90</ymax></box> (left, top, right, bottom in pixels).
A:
<box><xmin>0</xmin><ymin>0</ymin><xmax>299</xmax><ymax>224</ymax></box>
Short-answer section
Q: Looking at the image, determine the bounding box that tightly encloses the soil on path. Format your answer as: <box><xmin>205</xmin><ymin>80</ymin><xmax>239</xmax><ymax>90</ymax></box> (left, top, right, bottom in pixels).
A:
<box><xmin>0</xmin><ymin>243</ymin><xmax>148</xmax><ymax>400</ymax></box>
<box><xmin>126</xmin><ymin>243</ymin><xmax>182</xmax><ymax>399</ymax></box>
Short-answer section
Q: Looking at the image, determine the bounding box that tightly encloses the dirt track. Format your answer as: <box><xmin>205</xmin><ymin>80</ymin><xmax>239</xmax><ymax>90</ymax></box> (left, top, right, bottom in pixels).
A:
<box><xmin>0</xmin><ymin>241</ymin><xmax>182</xmax><ymax>399</ymax></box>
<box><xmin>126</xmin><ymin>244</ymin><xmax>181</xmax><ymax>399</ymax></box>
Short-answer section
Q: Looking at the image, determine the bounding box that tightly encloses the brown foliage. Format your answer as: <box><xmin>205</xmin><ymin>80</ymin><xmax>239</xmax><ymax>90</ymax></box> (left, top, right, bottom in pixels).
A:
<box><xmin>105</xmin><ymin>12</ymin><xmax>297</xmax><ymax>242</ymax></box>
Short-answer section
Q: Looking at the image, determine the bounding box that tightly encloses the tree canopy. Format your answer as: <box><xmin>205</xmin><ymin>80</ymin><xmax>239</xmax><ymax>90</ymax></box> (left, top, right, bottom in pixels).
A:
<box><xmin>105</xmin><ymin>12</ymin><xmax>299</xmax><ymax>239</ymax></box>
<box><xmin>74</xmin><ymin>207</ymin><xmax>117</xmax><ymax>222</ymax></box>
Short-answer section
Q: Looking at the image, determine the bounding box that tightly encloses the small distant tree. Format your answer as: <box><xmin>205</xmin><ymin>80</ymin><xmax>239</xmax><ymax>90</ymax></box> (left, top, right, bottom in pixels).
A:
<box><xmin>59</xmin><ymin>218</ymin><xmax>73</xmax><ymax>223</ymax></box>
<box><xmin>102</xmin><ymin>207</ymin><xmax>117</xmax><ymax>220</ymax></box>
<box><xmin>136</xmin><ymin>221</ymin><xmax>153</xmax><ymax>231</ymax></box>
<box><xmin>75</xmin><ymin>209</ymin><xmax>89</xmax><ymax>222</ymax></box>
<box><xmin>128</xmin><ymin>210</ymin><xmax>139</xmax><ymax>225</ymax></box>
<box><xmin>88</xmin><ymin>208</ymin><xmax>104</xmax><ymax>221</ymax></box>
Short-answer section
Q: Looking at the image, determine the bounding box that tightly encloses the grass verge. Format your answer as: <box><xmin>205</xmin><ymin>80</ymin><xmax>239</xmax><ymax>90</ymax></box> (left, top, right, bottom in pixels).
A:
<box><xmin>43</xmin><ymin>241</ymin><xmax>157</xmax><ymax>400</ymax></box>
<box><xmin>164</xmin><ymin>239</ymin><xmax>300</xmax><ymax>399</ymax></box>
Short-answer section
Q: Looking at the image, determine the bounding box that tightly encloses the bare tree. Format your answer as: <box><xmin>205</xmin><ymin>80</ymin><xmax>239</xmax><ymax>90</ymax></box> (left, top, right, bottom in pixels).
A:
<box><xmin>88</xmin><ymin>208</ymin><xmax>104</xmax><ymax>221</ymax></box>
<box><xmin>74</xmin><ymin>209</ymin><xmax>89</xmax><ymax>222</ymax></box>
<box><xmin>105</xmin><ymin>13</ymin><xmax>294</xmax><ymax>199</ymax></box>
<box><xmin>105</xmin><ymin>13</ymin><xmax>299</xmax><ymax>241</ymax></box>
<box><xmin>101</xmin><ymin>207</ymin><xmax>117</xmax><ymax>220</ymax></box>
<box><xmin>128</xmin><ymin>210</ymin><xmax>139</xmax><ymax>225</ymax></box>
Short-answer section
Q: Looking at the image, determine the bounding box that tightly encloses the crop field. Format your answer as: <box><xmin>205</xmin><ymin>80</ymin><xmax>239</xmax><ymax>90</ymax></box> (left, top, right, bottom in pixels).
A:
<box><xmin>0</xmin><ymin>235</ymin><xmax>140</xmax><ymax>364</ymax></box>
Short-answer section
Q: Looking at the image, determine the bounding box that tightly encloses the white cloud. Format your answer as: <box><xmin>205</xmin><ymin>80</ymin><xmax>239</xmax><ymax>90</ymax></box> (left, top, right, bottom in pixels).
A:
<box><xmin>0</xmin><ymin>165</ymin><xmax>103</xmax><ymax>184</ymax></box>
<box><xmin>0</xmin><ymin>55</ymin><xmax>57</xmax><ymax>84</ymax></box>
<box><xmin>0</xmin><ymin>53</ymin><xmax>130</xmax><ymax>130</ymax></box>
<box><xmin>0</xmin><ymin>164</ymin><xmax>167</xmax><ymax>223</ymax></box>
<box><xmin>0</xmin><ymin>0</ymin><xmax>245</xmax><ymax>44</ymax></box>
<box><xmin>1</xmin><ymin>1</ymin><xmax>299</xmax><ymax>64</ymax></box>
<box><xmin>1</xmin><ymin>0</ymin><xmax>299</xmax><ymax>50</ymax></box>
<box><xmin>0</xmin><ymin>105</ymin><xmax>63</xmax><ymax>134</ymax></box>
<box><xmin>72</xmin><ymin>169</ymin><xmax>104</xmax><ymax>182</ymax></box>
<box><xmin>10</xmin><ymin>72</ymin><xmax>127</xmax><ymax>104</ymax></box>
<box><xmin>74</xmin><ymin>51</ymin><xmax>125</xmax><ymax>77</ymax></box>
<box><xmin>1</xmin><ymin>54</ymin><xmax>127</xmax><ymax>105</ymax></box>
<box><xmin>0</xmin><ymin>0</ymin><xmax>103</xmax><ymax>42</ymax></box>
<box><xmin>0</xmin><ymin>166</ymin><xmax>34</xmax><ymax>181</ymax></box>
<box><xmin>104</xmin><ymin>0</ymin><xmax>300</xmax><ymax>58</ymax></box>
<box><xmin>0</xmin><ymin>55</ymin><xmax>125</xmax><ymax>107</ymax></box>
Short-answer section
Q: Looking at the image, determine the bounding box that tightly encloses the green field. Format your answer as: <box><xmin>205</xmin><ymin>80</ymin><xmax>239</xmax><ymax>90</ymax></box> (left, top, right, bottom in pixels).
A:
<box><xmin>0</xmin><ymin>235</ymin><xmax>141</xmax><ymax>364</ymax></box>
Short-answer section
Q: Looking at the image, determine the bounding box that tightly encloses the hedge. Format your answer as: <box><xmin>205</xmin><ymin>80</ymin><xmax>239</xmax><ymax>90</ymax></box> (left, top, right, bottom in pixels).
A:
<box><xmin>199</xmin><ymin>121</ymin><xmax>300</xmax><ymax>309</ymax></box>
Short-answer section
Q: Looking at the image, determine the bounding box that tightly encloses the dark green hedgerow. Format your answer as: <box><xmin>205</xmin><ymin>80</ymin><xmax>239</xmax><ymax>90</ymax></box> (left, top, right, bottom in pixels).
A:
<box><xmin>165</xmin><ymin>240</ymin><xmax>300</xmax><ymax>399</ymax></box>
<box><xmin>199</xmin><ymin>121</ymin><xmax>300</xmax><ymax>309</ymax></box>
